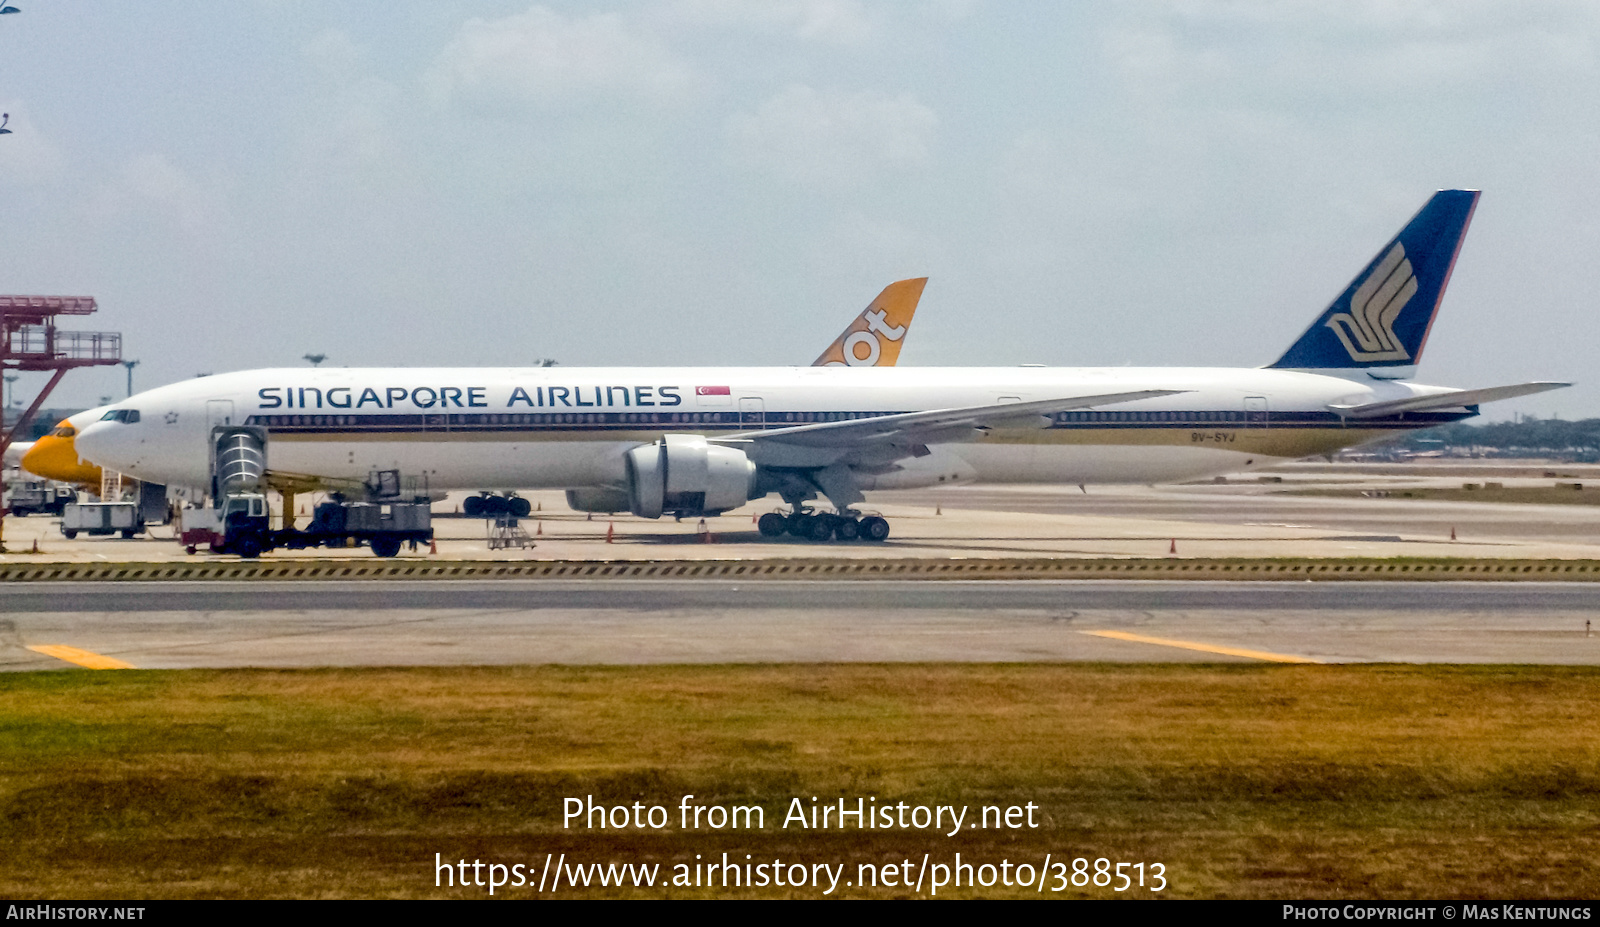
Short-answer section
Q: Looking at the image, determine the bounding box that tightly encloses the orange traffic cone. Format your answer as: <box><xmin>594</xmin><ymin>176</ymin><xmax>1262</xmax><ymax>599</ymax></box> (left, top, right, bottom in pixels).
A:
<box><xmin>752</xmin><ymin>513</ymin><xmax>758</xmax><ymax>523</ymax></box>
<box><xmin>587</xmin><ymin>513</ymin><xmax>593</xmax><ymax>521</ymax></box>
<box><xmin>537</xmin><ymin>501</ymin><xmax>542</xmax><ymax>512</ymax></box>
<box><xmin>936</xmin><ymin>505</ymin><xmax>941</xmax><ymax>515</ymax></box>
<box><xmin>1450</xmin><ymin>527</ymin><xmax>1457</xmax><ymax>540</ymax></box>
<box><xmin>606</xmin><ymin>522</ymin><xmax>614</xmax><ymax>543</ymax></box>
<box><xmin>1169</xmin><ymin>538</ymin><xmax>1178</xmax><ymax>555</ymax></box>
<box><xmin>536</xmin><ymin>520</ymin><xmax>543</xmax><ymax>536</ymax></box>
<box><xmin>429</xmin><ymin>538</ymin><xmax>437</xmax><ymax>555</ymax></box>
<box><xmin>31</xmin><ymin>538</ymin><xmax>38</xmax><ymax>553</ymax></box>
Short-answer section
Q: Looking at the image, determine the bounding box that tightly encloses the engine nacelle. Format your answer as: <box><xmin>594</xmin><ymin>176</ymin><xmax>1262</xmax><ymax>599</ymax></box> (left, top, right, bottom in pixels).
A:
<box><xmin>625</xmin><ymin>434</ymin><xmax>758</xmax><ymax>518</ymax></box>
<box><xmin>565</xmin><ymin>487</ymin><xmax>631</xmax><ymax>514</ymax></box>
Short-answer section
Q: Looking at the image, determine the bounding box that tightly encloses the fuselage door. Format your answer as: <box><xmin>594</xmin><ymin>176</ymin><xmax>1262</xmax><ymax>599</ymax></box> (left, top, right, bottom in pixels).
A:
<box><xmin>1245</xmin><ymin>396</ymin><xmax>1269</xmax><ymax>427</ymax></box>
<box><xmin>739</xmin><ymin>397</ymin><xmax>765</xmax><ymax>428</ymax></box>
<box><xmin>207</xmin><ymin>399</ymin><xmax>235</xmax><ymax>430</ymax></box>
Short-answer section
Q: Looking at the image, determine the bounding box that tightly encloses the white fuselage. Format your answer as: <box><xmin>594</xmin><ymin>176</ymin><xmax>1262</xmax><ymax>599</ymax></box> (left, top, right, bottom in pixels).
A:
<box><xmin>73</xmin><ymin>365</ymin><xmax>1466</xmax><ymax>496</ymax></box>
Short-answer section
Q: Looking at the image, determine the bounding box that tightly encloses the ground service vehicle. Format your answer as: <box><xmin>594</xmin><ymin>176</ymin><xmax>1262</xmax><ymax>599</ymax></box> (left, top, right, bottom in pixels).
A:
<box><xmin>60</xmin><ymin>501</ymin><xmax>144</xmax><ymax>539</ymax></box>
<box><xmin>4</xmin><ymin>480</ymin><xmax>74</xmax><ymax>517</ymax></box>
<box><xmin>179</xmin><ymin>492</ymin><xmax>431</xmax><ymax>558</ymax></box>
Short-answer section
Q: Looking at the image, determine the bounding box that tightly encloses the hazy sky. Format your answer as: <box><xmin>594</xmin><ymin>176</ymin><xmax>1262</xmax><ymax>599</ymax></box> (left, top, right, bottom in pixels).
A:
<box><xmin>3</xmin><ymin>1</ymin><xmax>1596</xmax><ymax>419</ymax></box>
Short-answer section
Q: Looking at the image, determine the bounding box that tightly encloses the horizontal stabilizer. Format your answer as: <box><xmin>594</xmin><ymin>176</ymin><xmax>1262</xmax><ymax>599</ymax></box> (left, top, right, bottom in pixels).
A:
<box><xmin>1328</xmin><ymin>382</ymin><xmax>1569</xmax><ymax>419</ymax></box>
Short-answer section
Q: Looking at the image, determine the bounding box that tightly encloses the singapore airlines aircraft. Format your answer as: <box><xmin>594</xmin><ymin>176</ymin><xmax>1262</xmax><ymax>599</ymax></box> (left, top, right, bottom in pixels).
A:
<box><xmin>74</xmin><ymin>191</ymin><xmax>1565</xmax><ymax>542</ymax></box>
<box><xmin>20</xmin><ymin>279</ymin><xmax>925</xmax><ymax>493</ymax></box>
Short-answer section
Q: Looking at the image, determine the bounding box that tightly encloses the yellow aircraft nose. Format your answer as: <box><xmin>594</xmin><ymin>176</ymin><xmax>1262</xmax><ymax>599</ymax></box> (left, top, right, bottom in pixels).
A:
<box><xmin>20</xmin><ymin>423</ymin><xmax>103</xmax><ymax>485</ymax></box>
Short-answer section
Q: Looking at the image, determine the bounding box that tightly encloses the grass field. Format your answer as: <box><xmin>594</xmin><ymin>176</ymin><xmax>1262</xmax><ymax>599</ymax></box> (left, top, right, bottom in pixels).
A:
<box><xmin>3</xmin><ymin>664</ymin><xmax>1599</xmax><ymax>898</ymax></box>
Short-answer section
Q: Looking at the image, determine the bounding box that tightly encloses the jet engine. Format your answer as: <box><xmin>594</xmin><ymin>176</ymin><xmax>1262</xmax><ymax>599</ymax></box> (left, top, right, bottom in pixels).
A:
<box><xmin>625</xmin><ymin>434</ymin><xmax>758</xmax><ymax>518</ymax></box>
<box><xmin>565</xmin><ymin>487</ymin><xmax>631</xmax><ymax>514</ymax></box>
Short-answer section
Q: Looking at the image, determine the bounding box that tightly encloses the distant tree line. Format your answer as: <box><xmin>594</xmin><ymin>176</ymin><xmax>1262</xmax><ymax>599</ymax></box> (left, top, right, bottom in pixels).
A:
<box><xmin>1379</xmin><ymin>417</ymin><xmax>1600</xmax><ymax>461</ymax></box>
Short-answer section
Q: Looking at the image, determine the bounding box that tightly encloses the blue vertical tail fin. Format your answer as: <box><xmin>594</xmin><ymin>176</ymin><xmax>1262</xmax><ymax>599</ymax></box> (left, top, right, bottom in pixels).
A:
<box><xmin>1269</xmin><ymin>190</ymin><xmax>1479</xmax><ymax>377</ymax></box>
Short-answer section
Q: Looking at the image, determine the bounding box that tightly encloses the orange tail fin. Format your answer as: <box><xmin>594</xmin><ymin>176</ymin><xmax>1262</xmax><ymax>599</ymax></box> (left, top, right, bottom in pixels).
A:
<box><xmin>812</xmin><ymin>277</ymin><xmax>927</xmax><ymax>367</ymax></box>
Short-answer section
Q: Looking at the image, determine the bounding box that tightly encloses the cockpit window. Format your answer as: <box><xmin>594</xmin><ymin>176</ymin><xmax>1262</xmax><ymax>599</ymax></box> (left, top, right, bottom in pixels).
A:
<box><xmin>100</xmin><ymin>409</ymin><xmax>141</xmax><ymax>424</ymax></box>
<box><xmin>50</xmin><ymin>425</ymin><xmax>76</xmax><ymax>437</ymax></box>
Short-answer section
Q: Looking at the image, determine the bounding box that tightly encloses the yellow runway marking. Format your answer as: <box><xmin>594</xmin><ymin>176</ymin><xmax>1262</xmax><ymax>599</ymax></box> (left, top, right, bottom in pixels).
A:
<box><xmin>1081</xmin><ymin>630</ymin><xmax>1324</xmax><ymax>664</ymax></box>
<box><xmin>26</xmin><ymin>645</ymin><xmax>136</xmax><ymax>670</ymax></box>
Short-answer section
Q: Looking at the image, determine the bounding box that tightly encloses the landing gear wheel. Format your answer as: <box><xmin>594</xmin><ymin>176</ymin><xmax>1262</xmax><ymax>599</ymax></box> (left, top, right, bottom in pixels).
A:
<box><xmin>859</xmin><ymin>516</ymin><xmax>890</xmax><ymax>542</ymax></box>
<box><xmin>370</xmin><ymin>535</ymin><xmax>403</xmax><ymax>558</ymax></box>
<box><xmin>62</xmin><ymin>529</ymin><xmax>78</xmax><ymax>540</ymax></box>
<box><xmin>834</xmin><ymin>518</ymin><xmax>860</xmax><ymax>541</ymax></box>
<box><xmin>757</xmin><ymin>513</ymin><xmax>787</xmax><ymax>537</ymax></box>
<box><xmin>508</xmin><ymin>497</ymin><xmax>532</xmax><ymax>517</ymax></box>
<box><xmin>804</xmin><ymin>516</ymin><xmax>835</xmax><ymax>542</ymax></box>
<box><xmin>787</xmin><ymin>513</ymin><xmax>813</xmax><ymax>537</ymax></box>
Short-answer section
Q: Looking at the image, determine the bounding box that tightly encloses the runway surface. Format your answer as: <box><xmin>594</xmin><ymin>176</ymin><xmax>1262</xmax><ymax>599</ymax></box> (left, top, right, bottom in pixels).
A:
<box><xmin>879</xmin><ymin>483</ymin><xmax>1600</xmax><ymax>543</ymax></box>
<box><xmin>6</xmin><ymin>580</ymin><xmax>1599</xmax><ymax>670</ymax></box>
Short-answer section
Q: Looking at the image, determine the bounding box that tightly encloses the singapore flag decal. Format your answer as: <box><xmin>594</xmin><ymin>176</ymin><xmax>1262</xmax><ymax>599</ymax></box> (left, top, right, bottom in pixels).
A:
<box><xmin>696</xmin><ymin>386</ymin><xmax>731</xmax><ymax>396</ymax></box>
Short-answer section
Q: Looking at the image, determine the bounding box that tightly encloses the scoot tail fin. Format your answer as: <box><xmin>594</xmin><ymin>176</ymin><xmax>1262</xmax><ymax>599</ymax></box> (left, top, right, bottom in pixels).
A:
<box><xmin>1269</xmin><ymin>190</ymin><xmax>1480</xmax><ymax>377</ymax></box>
<box><xmin>813</xmin><ymin>277</ymin><xmax>927</xmax><ymax>367</ymax></box>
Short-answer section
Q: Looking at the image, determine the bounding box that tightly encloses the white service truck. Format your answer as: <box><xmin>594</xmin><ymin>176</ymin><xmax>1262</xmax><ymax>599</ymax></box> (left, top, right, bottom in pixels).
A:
<box><xmin>60</xmin><ymin>501</ymin><xmax>144</xmax><ymax>539</ymax></box>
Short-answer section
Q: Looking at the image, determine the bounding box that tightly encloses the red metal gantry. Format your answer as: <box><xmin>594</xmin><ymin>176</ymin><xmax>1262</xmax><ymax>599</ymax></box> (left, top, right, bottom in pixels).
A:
<box><xmin>1</xmin><ymin>295</ymin><xmax>122</xmax><ymax>550</ymax></box>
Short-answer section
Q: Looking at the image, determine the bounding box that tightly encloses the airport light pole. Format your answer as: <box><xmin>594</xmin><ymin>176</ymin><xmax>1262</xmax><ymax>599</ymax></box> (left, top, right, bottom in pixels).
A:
<box><xmin>121</xmin><ymin>359</ymin><xmax>139</xmax><ymax>398</ymax></box>
<box><xmin>304</xmin><ymin>353</ymin><xmax>327</xmax><ymax>367</ymax></box>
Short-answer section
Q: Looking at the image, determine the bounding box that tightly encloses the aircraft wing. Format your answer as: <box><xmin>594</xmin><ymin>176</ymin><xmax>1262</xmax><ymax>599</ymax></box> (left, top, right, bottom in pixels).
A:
<box><xmin>715</xmin><ymin>389</ymin><xmax>1185</xmax><ymax>467</ymax></box>
<box><xmin>1328</xmin><ymin>382</ymin><xmax>1569</xmax><ymax>419</ymax></box>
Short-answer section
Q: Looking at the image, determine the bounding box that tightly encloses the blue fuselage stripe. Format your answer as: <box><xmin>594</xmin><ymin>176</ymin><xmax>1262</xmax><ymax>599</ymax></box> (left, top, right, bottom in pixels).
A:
<box><xmin>246</xmin><ymin>408</ymin><xmax>1472</xmax><ymax>436</ymax></box>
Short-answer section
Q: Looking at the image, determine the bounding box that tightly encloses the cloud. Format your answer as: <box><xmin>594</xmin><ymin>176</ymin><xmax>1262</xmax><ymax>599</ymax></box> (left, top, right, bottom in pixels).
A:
<box><xmin>303</xmin><ymin>28</ymin><xmax>366</xmax><ymax>83</ymax></box>
<box><xmin>297</xmin><ymin>30</ymin><xmax>404</xmax><ymax>177</ymax></box>
<box><xmin>424</xmin><ymin>5</ymin><xmax>695</xmax><ymax>115</ymax></box>
<box><xmin>0</xmin><ymin>102</ymin><xmax>65</xmax><ymax>187</ymax></box>
<box><xmin>1100</xmin><ymin>0</ymin><xmax>1600</xmax><ymax>109</ymax></box>
<box><xmin>88</xmin><ymin>153</ymin><xmax>218</xmax><ymax>234</ymax></box>
<box><xmin>665</xmin><ymin>0</ymin><xmax>875</xmax><ymax>44</ymax></box>
<box><xmin>727</xmin><ymin>84</ymin><xmax>937</xmax><ymax>186</ymax></box>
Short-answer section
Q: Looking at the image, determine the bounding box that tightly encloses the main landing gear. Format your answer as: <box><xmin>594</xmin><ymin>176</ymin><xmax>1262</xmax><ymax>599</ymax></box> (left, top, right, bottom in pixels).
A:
<box><xmin>757</xmin><ymin>509</ymin><xmax>890</xmax><ymax>543</ymax></box>
<box><xmin>462</xmin><ymin>493</ymin><xmax>531</xmax><ymax>518</ymax></box>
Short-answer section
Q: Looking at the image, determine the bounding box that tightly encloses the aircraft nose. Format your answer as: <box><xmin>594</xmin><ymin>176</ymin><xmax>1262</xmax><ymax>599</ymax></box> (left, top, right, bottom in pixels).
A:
<box><xmin>20</xmin><ymin>432</ymin><xmax>97</xmax><ymax>484</ymax></box>
<box><xmin>72</xmin><ymin>421</ymin><xmax>118</xmax><ymax>469</ymax></box>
